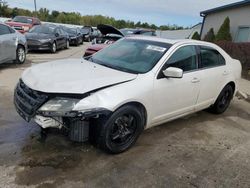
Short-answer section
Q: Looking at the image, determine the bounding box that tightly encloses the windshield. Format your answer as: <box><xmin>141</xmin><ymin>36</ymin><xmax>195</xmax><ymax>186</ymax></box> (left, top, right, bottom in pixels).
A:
<box><xmin>120</xmin><ymin>29</ymin><xmax>136</xmax><ymax>36</ymax></box>
<box><xmin>29</xmin><ymin>25</ymin><xmax>55</xmax><ymax>34</ymax></box>
<box><xmin>13</xmin><ymin>16</ymin><xmax>33</xmax><ymax>24</ymax></box>
<box><xmin>65</xmin><ymin>27</ymin><xmax>76</xmax><ymax>34</ymax></box>
<box><xmin>81</xmin><ymin>28</ymin><xmax>90</xmax><ymax>34</ymax></box>
<box><xmin>91</xmin><ymin>39</ymin><xmax>171</xmax><ymax>74</ymax></box>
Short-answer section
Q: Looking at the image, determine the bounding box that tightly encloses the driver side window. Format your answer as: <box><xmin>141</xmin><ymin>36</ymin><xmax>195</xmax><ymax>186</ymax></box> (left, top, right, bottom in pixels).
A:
<box><xmin>167</xmin><ymin>45</ymin><xmax>197</xmax><ymax>72</ymax></box>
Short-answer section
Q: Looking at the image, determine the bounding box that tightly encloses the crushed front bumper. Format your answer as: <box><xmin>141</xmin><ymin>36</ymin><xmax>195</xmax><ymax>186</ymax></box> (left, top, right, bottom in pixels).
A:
<box><xmin>14</xmin><ymin>80</ymin><xmax>49</xmax><ymax>122</ymax></box>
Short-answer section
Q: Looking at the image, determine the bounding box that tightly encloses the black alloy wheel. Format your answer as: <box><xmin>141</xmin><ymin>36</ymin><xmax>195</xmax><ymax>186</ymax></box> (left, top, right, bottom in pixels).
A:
<box><xmin>97</xmin><ymin>105</ymin><xmax>144</xmax><ymax>154</ymax></box>
<box><xmin>210</xmin><ymin>85</ymin><xmax>234</xmax><ymax>114</ymax></box>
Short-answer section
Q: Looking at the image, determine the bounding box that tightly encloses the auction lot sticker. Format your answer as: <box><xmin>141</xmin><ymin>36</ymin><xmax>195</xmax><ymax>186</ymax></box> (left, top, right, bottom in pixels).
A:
<box><xmin>146</xmin><ymin>45</ymin><xmax>166</xmax><ymax>52</ymax></box>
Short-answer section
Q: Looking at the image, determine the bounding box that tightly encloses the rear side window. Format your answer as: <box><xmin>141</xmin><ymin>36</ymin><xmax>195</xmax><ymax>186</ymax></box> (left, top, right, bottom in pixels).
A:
<box><xmin>200</xmin><ymin>46</ymin><xmax>225</xmax><ymax>68</ymax></box>
<box><xmin>167</xmin><ymin>45</ymin><xmax>197</xmax><ymax>72</ymax></box>
<box><xmin>0</xmin><ymin>24</ymin><xmax>11</xmax><ymax>35</ymax></box>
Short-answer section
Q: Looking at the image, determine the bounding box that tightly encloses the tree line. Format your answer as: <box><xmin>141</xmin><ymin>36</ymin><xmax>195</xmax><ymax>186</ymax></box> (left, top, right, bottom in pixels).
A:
<box><xmin>0</xmin><ymin>1</ymin><xmax>186</xmax><ymax>30</ymax></box>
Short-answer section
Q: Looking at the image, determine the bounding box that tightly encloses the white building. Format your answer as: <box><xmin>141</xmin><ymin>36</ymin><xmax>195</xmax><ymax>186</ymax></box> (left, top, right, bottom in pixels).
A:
<box><xmin>200</xmin><ymin>0</ymin><xmax>250</xmax><ymax>42</ymax></box>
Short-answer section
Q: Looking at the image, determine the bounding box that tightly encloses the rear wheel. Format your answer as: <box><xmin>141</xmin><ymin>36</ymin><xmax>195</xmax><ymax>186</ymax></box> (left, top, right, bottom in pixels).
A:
<box><xmin>16</xmin><ymin>45</ymin><xmax>26</xmax><ymax>64</ymax></box>
<box><xmin>97</xmin><ymin>105</ymin><xmax>144</xmax><ymax>154</ymax></box>
<box><xmin>51</xmin><ymin>42</ymin><xmax>57</xmax><ymax>53</ymax></box>
<box><xmin>209</xmin><ymin>85</ymin><xmax>234</xmax><ymax>114</ymax></box>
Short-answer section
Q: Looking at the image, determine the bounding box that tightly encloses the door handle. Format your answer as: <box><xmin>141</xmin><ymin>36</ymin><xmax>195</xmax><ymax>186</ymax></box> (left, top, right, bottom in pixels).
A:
<box><xmin>191</xmin><ymin>77</ymin><xmax>200</xmax><ymax>83</ymax></box>
<box><xmin>223</xmin><ymin>71</ymin><xmax>229</xmax><ymax>76</ymax></box>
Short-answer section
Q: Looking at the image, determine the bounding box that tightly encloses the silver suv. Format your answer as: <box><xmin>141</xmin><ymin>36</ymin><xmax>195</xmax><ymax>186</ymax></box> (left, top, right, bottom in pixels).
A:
<box><xmin>0</xmin><ymin>23</ymin><xmax>27</xmax><ymax>64</ymax></box>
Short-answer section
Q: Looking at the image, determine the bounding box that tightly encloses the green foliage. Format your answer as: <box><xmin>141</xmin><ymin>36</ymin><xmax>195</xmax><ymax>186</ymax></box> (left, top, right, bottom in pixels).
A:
<box><xmin>215</xmin><ymin>17</ymin><xmax>232</xmax><ymax>41</ymax></box>
<box><xmin>0</xmin><ymin>1</ymin><xmax>11</xmax><ymax>17</ymax></box>
<box><xmin>203</xmin><ymin>28</ymin><xmax>215</xmax><ymax>42</ymax></box>
<box><xmin>0</xmin><ymin>2</ymin><xmax>185</xmax><ymax>30</ymax></box>
<box><xmin>191</xmin><ymin>31</ymin><xmax>200</xmax><ymax>40</ymax></box>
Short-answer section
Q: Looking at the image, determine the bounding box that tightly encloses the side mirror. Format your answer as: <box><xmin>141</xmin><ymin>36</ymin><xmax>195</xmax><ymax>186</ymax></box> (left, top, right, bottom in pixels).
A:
<box><xmin>55</xmin><ymin>33</ymin><xmax>59</xmax><ymax>37</ymax></box>
<box><xmin>163</xmin><ymin>67</ymin><xmax>183</xmax><ymax>78</ymax></box>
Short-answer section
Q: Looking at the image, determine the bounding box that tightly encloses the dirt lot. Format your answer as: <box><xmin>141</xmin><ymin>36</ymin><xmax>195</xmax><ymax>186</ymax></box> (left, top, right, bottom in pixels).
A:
<box><xmin>0</xmin><ymin>44</ymin><xmax>250</xmax><ymax>188</ymax></box>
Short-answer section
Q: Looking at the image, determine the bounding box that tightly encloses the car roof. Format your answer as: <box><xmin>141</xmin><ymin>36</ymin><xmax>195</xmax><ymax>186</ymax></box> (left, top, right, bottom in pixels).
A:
<box><xmin>127</xmin><ymin>35</ymin><xmax>217</xmax><ymax>46</ymax></box>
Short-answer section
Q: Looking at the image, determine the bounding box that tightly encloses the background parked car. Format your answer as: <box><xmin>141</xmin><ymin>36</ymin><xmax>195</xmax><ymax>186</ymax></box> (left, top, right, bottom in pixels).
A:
<box><xmin>25</xmin><ymin>25</ymin><xmax>69</xmax><ymax>53</ymax></box>
<box><xmin>120</xmin><ymin>28</ymin><xmax>157</xmax><ymax>36</ymax></box>
<box><xmin>80</xmin><ymin>26</ymin><xmax>102</xmax><ymax>42</ymax></box>
<box><xmin>5</xmin><ymin>16</ymin><xmax>41</xmax><ymax>34</ymax></box>
<box><xmin>84</xmin><ymin>24</ymin><xmax>124</xmax><ymax>56</ymax></box>
<box><xmin>84</xmin><ymin>25</ymin><xmax>157</xmax><ymax>57</ymax></box>
<box><xmin>0</xmin><ymin>23</ymin><xmax>27</xmax><ymax>64</ymax></box>
<box><xmin>92</xmin><ymin>24</ymin><xmax>124</xmax><ymax>45</ymax></box>
<box><xmin>61</xmin><ymin>26</ymin><xmax>83</xmax><ymax>46</ymax></box>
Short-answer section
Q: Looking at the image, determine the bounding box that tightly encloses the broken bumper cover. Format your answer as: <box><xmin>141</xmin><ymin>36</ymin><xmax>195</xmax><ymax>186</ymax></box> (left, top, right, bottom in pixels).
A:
<box><xmin>37</xmin><ymin>108</ymin><xmax>111</xmax><ymax>118</ymax></box>
<box><xmin>14</xmin><ymin>80</ymin><xmax>111</xmax><ymax>123</ymax></box>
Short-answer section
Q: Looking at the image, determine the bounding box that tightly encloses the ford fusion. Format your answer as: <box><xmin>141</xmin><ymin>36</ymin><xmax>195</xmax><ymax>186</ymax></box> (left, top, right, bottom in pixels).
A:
<box><xmin>25</xmin><ymin>25</ymin><xmax>69</xmax><ymax>53</ymax></box>
<box><xmin>14</xmin><ymin>36</ymin><xmax>242</xmax><ymax>153</ymax></box>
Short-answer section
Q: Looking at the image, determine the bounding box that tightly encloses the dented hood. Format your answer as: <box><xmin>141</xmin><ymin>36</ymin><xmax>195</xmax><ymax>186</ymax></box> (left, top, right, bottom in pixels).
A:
<box><xmin>22</xmin><ymin>59</ymin><xmax>137</xmax><ymax>94</ymax></box>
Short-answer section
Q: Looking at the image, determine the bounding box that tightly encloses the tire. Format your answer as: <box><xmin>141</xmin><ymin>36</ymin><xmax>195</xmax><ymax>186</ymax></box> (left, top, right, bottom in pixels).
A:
<box><xmin>16</xmin><ymin>45</ymin><xmax>26</xmax><ymax>64</ymax></box>
<box><xmin>51</xmin><ymin>42</ymin><xmax>57</xmax><ymax>53</ymax></box>
<box><xmin>66</xmin><ymin>40</ymin><xmax>70</xmax><ymax>49</ymax></box>
<box><xmin>96</xmin><ymin>105</ymin><xmax>144</xmax><ymax>154</ymax></box>
<box><xmin>209</xmin><ymin>85</ymin><xmax>234</xmax><ymax>114</ymax></box>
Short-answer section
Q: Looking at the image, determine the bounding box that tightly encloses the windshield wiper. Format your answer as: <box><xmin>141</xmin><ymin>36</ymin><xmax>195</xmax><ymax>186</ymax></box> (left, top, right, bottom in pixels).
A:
<box><xmin>97</xmin><ymin>62</ymin><xmax>138</xmax><ymax>74</ymax></box>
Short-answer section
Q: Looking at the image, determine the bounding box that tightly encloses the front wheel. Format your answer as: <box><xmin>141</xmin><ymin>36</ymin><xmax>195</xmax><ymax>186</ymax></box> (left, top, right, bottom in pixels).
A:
<box><xmin>51</xmin><ymin>42</ymin><xmax>57</xmax><ymax>53</ymax></box>
<box><xmin>66</xmin><ymin>40</ymin><xmax>70</xmax><ymax>49</ymax></box>
<box><xmin>97</xmin><ymin>105</ymin><xmax>144</xmax><ymax>154</ymax></box>
<box><xmin>209</xmin><ymin>85</ymin><xmax>234</xmax><ymax>114</ymax></box>
<box><xmin>16</xmin><ymin>45</ymin><xmax>26</xmax><ymax>64</ymax></box>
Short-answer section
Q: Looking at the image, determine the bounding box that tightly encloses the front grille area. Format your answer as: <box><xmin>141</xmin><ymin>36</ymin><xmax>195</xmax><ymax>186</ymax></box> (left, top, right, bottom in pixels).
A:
<box><xmin>27</xmin><ymin>39</ymin><xmax>41</xmax><ymax>45</ymax></box>
<box><xmin>13</xmin><ymin>26</ymin><xmax>22</xmax><ymax>30</ymax></box>
<box><xmin>14</xmin><ymin>80</ymin><xmax>49</xmax><ymax>122</ymax></box>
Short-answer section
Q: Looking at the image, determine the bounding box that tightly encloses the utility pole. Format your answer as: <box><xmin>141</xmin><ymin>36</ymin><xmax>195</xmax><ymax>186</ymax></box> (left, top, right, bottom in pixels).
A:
<box><xmin>34</xmin><ymin>0</ymin><xmax>37</xmax><ymax>15</ymax></box>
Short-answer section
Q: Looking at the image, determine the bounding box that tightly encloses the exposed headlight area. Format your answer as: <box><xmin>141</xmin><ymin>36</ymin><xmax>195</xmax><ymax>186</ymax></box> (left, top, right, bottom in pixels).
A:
<box><xmin>22</xmin><ymin>26</ymin><xmax>30</xmax><ymax>31</ymax></box>
<box><xmin>38</xmin><ymin>97</ymin><xmax>80</xmax><ymax>117</ymax></box>
<box><xmin>38</xmin><ymin>38</ymin><xmax>52</xmax><ymax>43</ymax></box>
<box><xmin>38</xmin><ymin>97</ymin><xmax>111</xmax><ymax>118</ymax></box>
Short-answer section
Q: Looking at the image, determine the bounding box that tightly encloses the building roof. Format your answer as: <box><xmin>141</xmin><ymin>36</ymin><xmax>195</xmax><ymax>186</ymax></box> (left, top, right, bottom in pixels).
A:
<box><xmin>200</xmin><ymin>0</ymin><xmax>250</xmax><ymax>16</ymax></box>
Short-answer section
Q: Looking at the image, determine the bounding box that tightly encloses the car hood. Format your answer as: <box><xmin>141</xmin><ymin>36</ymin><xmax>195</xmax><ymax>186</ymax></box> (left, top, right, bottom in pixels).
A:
<box><xmin>25</xmin><ymin>33</ymin><xmax>54</xmax><ymax>40</ymax></box>
<box><xmin>97</xmin><ymin>24</ymin><xmax>124</xmax><ymax>37</ymax></box>
<box><xmin>87</xmin><ymin>44</ymin><xmax>108</xmax><ymax>51</ymax></box>
<box><xmin>5</xmin><ymin>21</ymin><xmax>32</xmax><ymax>27</ymax></box>
<box><xmin>22</xmin><ymin>59</ymin><xmax>137</xmax><ymax>94</ymax></box>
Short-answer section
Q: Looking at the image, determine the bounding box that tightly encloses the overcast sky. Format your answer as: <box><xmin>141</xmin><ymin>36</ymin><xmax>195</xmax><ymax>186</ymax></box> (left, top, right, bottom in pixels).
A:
<box><xmin>6</xmin><ymin>0</ymin><xmax>239</xmax><ymax>26</ymax></box>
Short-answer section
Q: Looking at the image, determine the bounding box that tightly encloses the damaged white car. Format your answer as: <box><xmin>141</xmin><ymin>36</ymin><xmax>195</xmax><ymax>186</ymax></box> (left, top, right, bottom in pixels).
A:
<box><xmin>14</xmin><ymin>36</ymin><xmax>242</xmax><ymax>153</ymax></box>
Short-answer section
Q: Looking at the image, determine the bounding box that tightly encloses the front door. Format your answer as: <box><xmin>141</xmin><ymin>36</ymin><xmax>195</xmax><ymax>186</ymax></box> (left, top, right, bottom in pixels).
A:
<box><xmin>152</xmin><ymin>45</ymin><xmax>201</xmax><ymax>125</ymax></box>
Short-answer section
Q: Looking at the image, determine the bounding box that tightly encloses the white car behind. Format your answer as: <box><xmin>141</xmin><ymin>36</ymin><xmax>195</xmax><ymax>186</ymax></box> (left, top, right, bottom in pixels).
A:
<box><xmin>14</xmin><ymin>36</ymin><xmax>242</xmax><ymax>153</ymax></box>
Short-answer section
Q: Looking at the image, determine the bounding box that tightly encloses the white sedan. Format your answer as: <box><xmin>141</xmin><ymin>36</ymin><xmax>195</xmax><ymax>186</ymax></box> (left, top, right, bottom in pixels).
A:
<box><xmin>14</xmin><ymin>36</ymin><xmax>242</xmax><ymax>153</ymax></box>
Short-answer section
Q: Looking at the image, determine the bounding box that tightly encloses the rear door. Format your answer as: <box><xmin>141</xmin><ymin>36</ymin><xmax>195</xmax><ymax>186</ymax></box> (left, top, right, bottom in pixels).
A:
<box><xmin>0</xmin><ymin>24</ymin><xmax>17</xmax><ymax>63</ymax></box>
<box><xmin>152</xmin><ymin>45</ymin><xmax>201</xmax><ymax>124</ymax></box>
<box><xmin>195</xmin><ymin>45</ymin><xmax>229</xmax><ymax>110</ymax></box>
